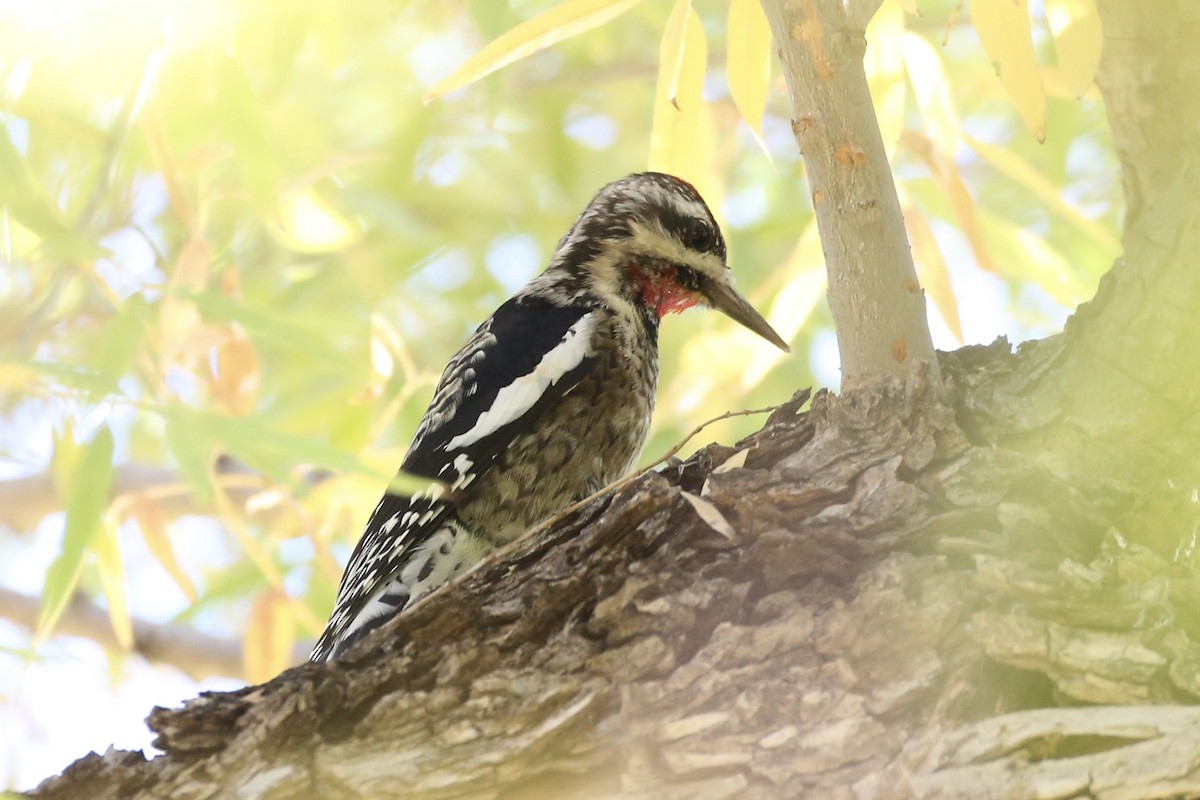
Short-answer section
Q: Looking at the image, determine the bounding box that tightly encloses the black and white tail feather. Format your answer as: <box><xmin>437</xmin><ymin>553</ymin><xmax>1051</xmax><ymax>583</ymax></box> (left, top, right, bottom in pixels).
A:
<box><xmin>311</xmin><ymin>172</ymin><xmax>787</xmax><ymax>662</ymax></box>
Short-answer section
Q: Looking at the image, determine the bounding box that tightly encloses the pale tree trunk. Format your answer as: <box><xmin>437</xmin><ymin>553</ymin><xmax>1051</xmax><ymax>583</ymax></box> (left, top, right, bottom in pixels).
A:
<box><xmin>761</xmin><ymin>0</ymin><xmax>939</xmax><ymax>389</ymax></box>
<box><xmin>31</xmin><ymin>0</ymin><xmax>1200</xmax><ymax>798</ymax></box>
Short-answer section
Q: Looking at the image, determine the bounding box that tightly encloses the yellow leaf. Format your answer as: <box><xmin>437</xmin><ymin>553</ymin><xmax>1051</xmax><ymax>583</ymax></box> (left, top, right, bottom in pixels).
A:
<box><xmin>172</xmin><ymin>236</ymin><xmax>210</xmax><ymax>294</ymax></box>
<box><xmin>424</xmin><ymin>0</ymin><xmax>645</xmax><ymax>102</ymax></box>
<box><xmin>157</xmin><ymin>295</ymin><xmax>198</xmax><ymax>367</ymax></box>
<box><xmin>726</xmin><ymin>0</ymin><xmax>772</xmax><ymax>155</ymax></box>
<box><xmin>213</xmin><ymin>479</ymin><xmax>326</xmax><ymax>638</ymax></box>
<box><xmin>741</xmin><ymin>223</ymin><xmax>825</xmax><ymax>390</ymax></box>
<box><xmin>1045</xmin><ymin>0</ymin><xmax>1102</xmax><ymax>98</ymax></box>
<box><xmin>765</xmin><ymin>224</ymin><xmax>827</xmax><ymax>345</ymax></box>
<box><xmin>901</xmin><ymin>32</ymin><xmax>960</xmax><ymax>155</ymax></box>
<box><xmin>0</xmin><ymin>361</ymin><xmax>37</xmax><ymax>390</ymax></box>
<box><xmin>659</xmin><ymin>0</ymin><xmax>693</xmax><ymax>111</ymax></box>
<box><xmin>49</xmin><ymin>425</ymin><xmax>83</xmax><ymax>504</ymax></box>
<box><xmin>211</xmin><ymin>325</ymin><xmax>261</xmax><ymax>416</ymax></box>
<box><xmin>157</xmin><ymin>236</ymin><xmax>218</xmax><ymax>371</ymax></box>
<box><xmin>903</xmin><ymin>130</ymin><xmax>999</xmax><ymax>275</ymax></box>
<box><xmin>971</xmin><ymin>0</ymin><xmax>1046</xmax><ymax>141</ymax></box>
<box><xmin>902</xmin><ymin>205</ymin><xmax>963</xmax><ymax>342</ymax></box>
<box><xmin>649</xmin><ymin>3</ymin><xmax>708</xmax><ymax>187</ymax></box>
<box><xmin>243</xmin><ymin>589</ymin><xmax>296</xmax><ymax>684</ymax></box>
<box><xmin>131</xmin><ymin>497</ymin><xmax>198</xmax><ymax>602</ymax></box>
<box><xmin>2</xmin><ymin>214</ymin><xmax>41</xmax><ymax>258</ymax></box>
<box><xmin>865</xmin><ymin>0</ymin><xmax>906</xmax><ymax>161</ymax></box>
<box><xmin>93</xmin><ymin>515</ymin><xmax>133</xmax><ymax>651</ymax></box>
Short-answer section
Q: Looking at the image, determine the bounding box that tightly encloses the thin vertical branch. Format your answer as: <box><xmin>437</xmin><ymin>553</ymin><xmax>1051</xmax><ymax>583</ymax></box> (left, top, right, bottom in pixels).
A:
<box><xmin>760</xmin><ymin>0</ymin><xmax>940</xmax><ymax>389</ymax></box>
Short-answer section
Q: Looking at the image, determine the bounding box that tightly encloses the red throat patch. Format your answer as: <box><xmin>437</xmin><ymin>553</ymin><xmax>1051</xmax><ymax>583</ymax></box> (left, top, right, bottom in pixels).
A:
<box><xmin>634</xmin><ymin>266</ymin><xmax>702</xmax><ymax>319</ymax></box>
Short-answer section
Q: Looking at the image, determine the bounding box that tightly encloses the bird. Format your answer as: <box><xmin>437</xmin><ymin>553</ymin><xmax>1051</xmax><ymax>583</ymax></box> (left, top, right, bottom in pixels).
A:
<box><xmin>311</xmin><ymin>172</ymin><xmax>789</xmax><ymax>662</ymax></box>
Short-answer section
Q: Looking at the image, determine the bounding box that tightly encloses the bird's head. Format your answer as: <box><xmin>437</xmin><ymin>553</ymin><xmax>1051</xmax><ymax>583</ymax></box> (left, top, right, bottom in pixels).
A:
<box><xmin>547</xmin><ymin>172</ymin><xmax>789</xmax><ymax>352</ymax></box>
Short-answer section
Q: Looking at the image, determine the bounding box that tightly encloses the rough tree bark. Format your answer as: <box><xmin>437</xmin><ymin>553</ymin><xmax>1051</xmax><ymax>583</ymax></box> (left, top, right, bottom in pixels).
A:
<box><xmin>31</xmin><ymin>0</ymin><xmax>1200</xmax><ymax>798</ymax></box>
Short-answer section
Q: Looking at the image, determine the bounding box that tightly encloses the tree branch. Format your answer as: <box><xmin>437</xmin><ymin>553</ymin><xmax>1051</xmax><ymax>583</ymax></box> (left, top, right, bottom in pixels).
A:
<box><xmin>759</xmin><ymin>0</ymin><xmax>939</xmax><ymax>389</ymax></box>
<box><xmin>0</xmin><ymin>586</ymin><xmax>306</xmax><ymax>681</ymax></box>
<box><xmin>26</xmin><ymin>2</ymin><xmax>1200</xmax><ymax>797</ymax></box>
<box><xmin>32</xmin><ymin>352</ymin><xmax>1200</xmax><ymax>798</ymax></box>
<box><xmin>959</xmin><ymin>0</ymin><xmax>1200</xmax><ymax>495</ymax></box>
<box><xmin>1094</xmin><ymin>0</ymin><xmax>1200</xmax><ymax>235</ymax></box>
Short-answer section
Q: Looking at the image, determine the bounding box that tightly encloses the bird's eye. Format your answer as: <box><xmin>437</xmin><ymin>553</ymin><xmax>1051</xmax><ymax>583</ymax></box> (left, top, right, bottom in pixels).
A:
<box><xmin>681</xmin><ymin>219</ymin><xmax>715</xmax><ymax>253</ymax></box>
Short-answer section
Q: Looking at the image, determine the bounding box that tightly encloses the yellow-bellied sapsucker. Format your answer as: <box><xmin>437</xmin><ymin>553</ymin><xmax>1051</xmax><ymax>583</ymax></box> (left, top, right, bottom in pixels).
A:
<box><xmin>311</xmin><ymin>172</ymin><xmax>788</xmax><ymax>662</ymax></box>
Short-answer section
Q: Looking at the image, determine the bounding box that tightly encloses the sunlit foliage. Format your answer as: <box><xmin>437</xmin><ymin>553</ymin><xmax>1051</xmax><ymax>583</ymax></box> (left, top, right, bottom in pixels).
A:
<box><xmin>0</xmin><ymin>0</ymin><xmax>1118</xmax><ymax>783</ymax></box>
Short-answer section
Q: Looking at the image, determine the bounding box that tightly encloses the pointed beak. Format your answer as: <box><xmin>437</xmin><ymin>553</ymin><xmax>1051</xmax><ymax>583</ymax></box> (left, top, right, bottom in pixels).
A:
<box><xmin>704</xmin><ymin>277</ymin><xmax>790</xmax><ymax>352</ymax></box>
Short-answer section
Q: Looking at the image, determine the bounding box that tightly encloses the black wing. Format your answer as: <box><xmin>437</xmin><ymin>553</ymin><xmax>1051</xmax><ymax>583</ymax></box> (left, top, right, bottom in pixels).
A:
<box><xmin>312</xmin><ymin>296</ymin><xmax>597</xmax><ymax>660</ymax></box>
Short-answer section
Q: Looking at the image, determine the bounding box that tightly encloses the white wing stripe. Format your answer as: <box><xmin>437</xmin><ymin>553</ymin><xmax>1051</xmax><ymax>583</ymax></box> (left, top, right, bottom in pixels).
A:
<box><xmin>444</xmin><ymin>314</ymin><xmax>595</xmax><ymax>451</ymax></box>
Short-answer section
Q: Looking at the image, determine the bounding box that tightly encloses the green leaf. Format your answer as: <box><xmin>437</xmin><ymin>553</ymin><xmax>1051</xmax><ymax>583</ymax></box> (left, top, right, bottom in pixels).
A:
<box><xmin>657</xmin><ymin>0</ymin><xmax>692</xmax><ymax>115</ymax></box>
<box><xmin>37</xmin><ymin>425</ymin><xmax>115</xmax><ymax>645</ymax></box>
<box><xmin>0</xmin><ymin>129</ymin><xmax>67</xmax><ymax>241</ymax></box>
<box><xmin>424</xmin><ymin>0</ymin><xmax>645</xmax><ymax>102</ymax></box>
<box><xmin>187</xmin><ymin>291</ymin><xmax>358</xmax><ymax>378</ymax></box>
<box><xmin>171</xmin><ymin>558</ymin><xmax>262</xmax><ymax>626</ymax></box>
<box><xmin>765</xmin><ymin>223</ymin><xmax>827</xmax><ymax>349</ymax></box>
<box><xmin>0</xmin><ymin>130</ymin><xmax>101</xmax><ymax>259</ymax></box>
<box><xmin>207</xmin><ymin>413</ymin><xmax>358</xmax><ymax>483</ymax></box>
<box><xmin>163</xmin><ymin>406</ymin><xmax>397</xmax><ymax>493</ymax></box>
<box><xmin>49</xmin><ymin>425</ymin><xmax>83</xmax><ymax>502</ymax></box>
<box><xmin>27</xmin><ymin>361</ymin><xmax>111</xmax><ymax>395</ymax></box>
<box><xmin>164</xmin><ymin>408</ymin><xmax>216</xmax><ymax>503</ymax></box>
<box><xmin>92</xmin><ymin>296</ymin><xmax>150</xmax><ymax>394</ymax></box>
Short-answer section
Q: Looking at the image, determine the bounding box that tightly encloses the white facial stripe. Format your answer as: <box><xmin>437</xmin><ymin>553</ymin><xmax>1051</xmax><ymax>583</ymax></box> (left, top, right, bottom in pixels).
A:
<box><xmin>626</xmin><ymin>220</ymin><xmax>726</xmax><ymax>276</ymax></box>
<box><xmin>611</xmin><ymin>181</ymin><xmax>708</xmax><ymax>223</ymax></box>
<box><xmin>444</xmin><ymin>313</ymin><xmax>596</xmax><ymax>451</ymax></box>
<box><xmin>648</xmin><ymin>182</ymin><xmax>709</xmax><ymax>221</ymax></box>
